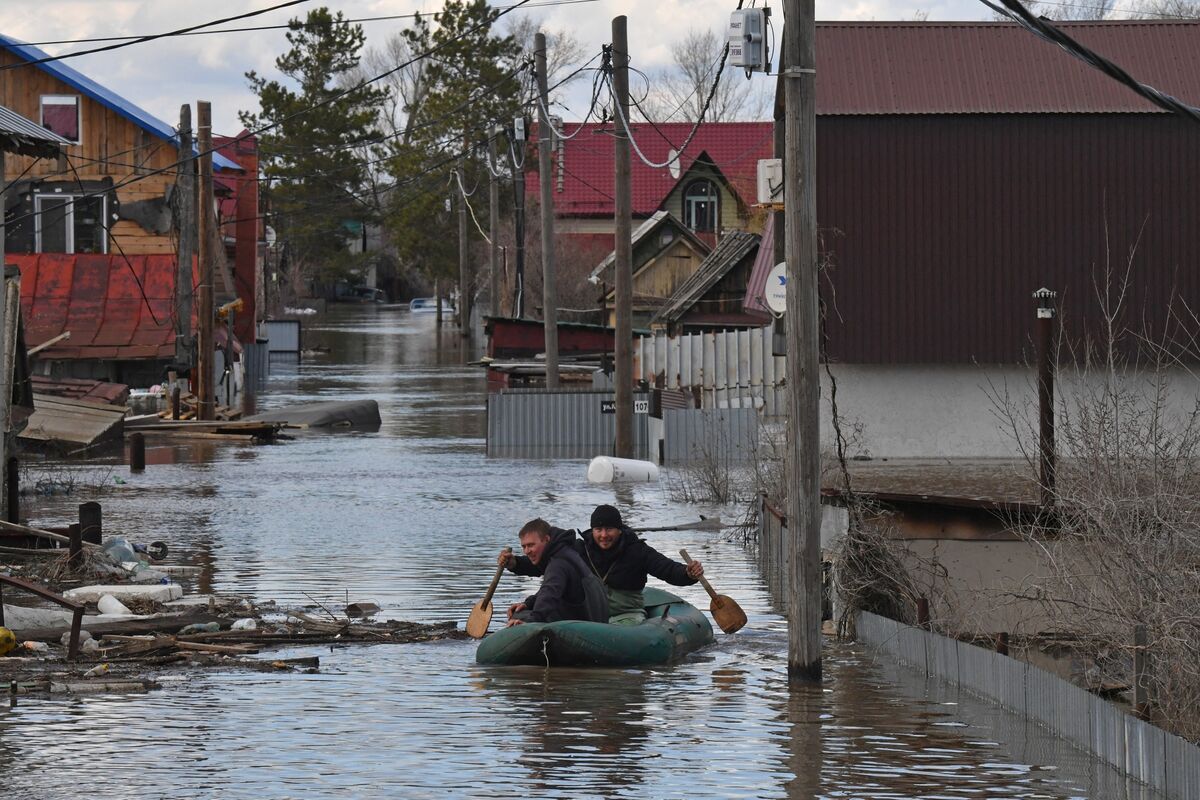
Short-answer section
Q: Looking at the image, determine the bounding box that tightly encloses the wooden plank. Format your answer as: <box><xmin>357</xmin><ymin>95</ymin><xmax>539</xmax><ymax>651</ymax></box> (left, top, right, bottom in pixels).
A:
<box><xmin>16</xmin><ymin>611</ymin><xmax>225</xmax><ymax>643</ymax></box>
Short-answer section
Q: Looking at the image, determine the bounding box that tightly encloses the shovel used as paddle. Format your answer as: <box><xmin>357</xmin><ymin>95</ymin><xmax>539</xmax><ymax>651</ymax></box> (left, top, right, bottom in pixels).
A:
<box><xmin>680</xmin><ymin>549</ymin><xmax>747</xmax><ymax>634</ymax></box>
<box><xmin>466</xmin><ymin>548</ymin><xmax>511</xmax><ymax>639</ymax></box>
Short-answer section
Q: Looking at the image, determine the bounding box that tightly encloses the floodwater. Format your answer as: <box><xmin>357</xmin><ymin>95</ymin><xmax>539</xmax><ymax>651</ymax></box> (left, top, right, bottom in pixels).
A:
<box><xmin>5</xmin><ymin>306</ymin><xmax>1162</xmax><ymax>799</ymax></box>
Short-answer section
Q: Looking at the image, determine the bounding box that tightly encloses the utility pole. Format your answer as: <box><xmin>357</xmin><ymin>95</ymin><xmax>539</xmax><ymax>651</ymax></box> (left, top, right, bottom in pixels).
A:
<box><xmin>176</xmin><ymin>104</ymin><xmax>195</xmax><ymax>369</ymax></box>
<box><xmin>511</xmin><ymin>122</ymin><xmax>527</xmax><ymax>318</ymax></box>
<box><xmin>611</xmin><ymin>16</ymin><xmax>634</xmax><ymax>459</ymax></box>
<box><xmin>535</xmin><ymin>31</ymin><xmax>560</xmax><ymax>388</ymax></box>
<box><xmin>196</xmin><ymin>101</ymin><xmax>215</xmax><ymax>421</ymax></box>
<box><xmin>782</xmin><ymin>0</ymin><xmax>821</xmax><ymax>682</ymax></box>
<box><xmin>457</xmin><ymin>168</ymin><xmax>470</xmax><ymax>337</ymax></box>
<box><xmin>488</xmin><ymin>130</ymin><xmax>501</xmax><ymax>318</ymax></box>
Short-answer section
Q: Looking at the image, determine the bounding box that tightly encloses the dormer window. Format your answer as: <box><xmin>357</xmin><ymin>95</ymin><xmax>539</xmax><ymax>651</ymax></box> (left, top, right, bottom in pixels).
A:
<box><xmin>40</xmin><ymin>95</ymin><xmax>80</xmax><ymax>144</ymax></box>
<box><xmin>683</xmin><ymin>179</ymin><xmax>718</xmax><ymax>233</ymax></box>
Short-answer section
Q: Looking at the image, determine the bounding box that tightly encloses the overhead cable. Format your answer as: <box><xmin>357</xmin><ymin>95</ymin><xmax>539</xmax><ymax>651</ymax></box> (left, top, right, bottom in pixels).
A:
<box><xmin>982</xmin><ymin>0</ymin><xmax>1200</xmax><ymax>122</ymax></box>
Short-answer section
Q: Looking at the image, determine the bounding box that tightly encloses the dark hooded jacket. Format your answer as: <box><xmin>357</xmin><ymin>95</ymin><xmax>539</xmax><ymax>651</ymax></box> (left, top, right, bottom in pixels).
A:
<box><xmin>511</xmin><ymin>527</ymin><xmax>591</xmax><ymax>623</ymax></box>
<box><xmin>578</xmin><ymin>526</ymin><xmax>696</xmax><ymax>591</ymax></box>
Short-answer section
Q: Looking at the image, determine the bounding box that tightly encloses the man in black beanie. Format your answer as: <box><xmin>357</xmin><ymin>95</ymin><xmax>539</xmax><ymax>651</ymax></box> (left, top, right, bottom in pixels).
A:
<box><xmin>582</xmin><ymin>504</ymin><xmax>703</xmax><ymax>624</ymax></box>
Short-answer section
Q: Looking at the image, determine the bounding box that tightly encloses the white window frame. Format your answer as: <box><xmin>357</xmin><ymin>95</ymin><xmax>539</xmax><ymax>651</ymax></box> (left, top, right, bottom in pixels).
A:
<box><xmin>34</xmin><ymin>193</ymin><xmax>108</xmax><ymax>254</ymax></box>
<box><xmin>39</xmin><ymin>94</ymin><xmax>82</xmax><ymax>145</ymax></box>
<box><xmin>683</xmin><ymin>179</ymin><xmax>719</xmax><ymax>233</ymax></box>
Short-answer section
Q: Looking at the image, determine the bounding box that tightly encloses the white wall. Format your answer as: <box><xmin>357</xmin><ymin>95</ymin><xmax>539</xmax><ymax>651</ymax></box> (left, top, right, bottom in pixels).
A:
<box><xmin>821</xmin><ymin>363</ymin><xmax>1200</xmax><ymax>460</ymax></box>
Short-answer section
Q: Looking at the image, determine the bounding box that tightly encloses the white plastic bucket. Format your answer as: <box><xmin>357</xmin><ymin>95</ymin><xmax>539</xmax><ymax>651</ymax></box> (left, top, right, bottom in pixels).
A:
<box><xmin>587</xmin><ymin>456</ymin><xmax>660</xmax><ymax>484</ymax></box>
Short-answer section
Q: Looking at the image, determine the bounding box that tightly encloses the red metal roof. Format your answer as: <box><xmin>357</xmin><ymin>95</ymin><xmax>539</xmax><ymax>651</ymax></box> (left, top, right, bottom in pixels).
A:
<box><xmin>816</xmin><ymin>21</ymin><xmax>1200</xmax><ymax>115</ymax></box>
<box><xmin>15</xmin><ymin>254</ymin><xmax>185</xmax><ymax>361</ymax></box>
<box><xmin>535</xmin><ymin>121</ymin><xmax>773</xmax><ymax>219</ymax></box>
<box><xmin>541</xmin><ymin>22</ymin><xmax>1200</xmax><ymax>219</ymax></box>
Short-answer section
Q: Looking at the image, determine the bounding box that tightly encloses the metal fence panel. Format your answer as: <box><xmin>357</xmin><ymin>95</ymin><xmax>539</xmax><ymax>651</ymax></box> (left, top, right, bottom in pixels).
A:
<box><xmin>663</xmin><ymin>407</ymin><xmax>758</xmax><ymax>464</ymax></box>
<box><xmin>264</xmin><ymin>319</ymin><xmax>301</xmax><ymax>353</ymax></box>
<box><xmin>486</xmin><ymin>389</ymin><xmax>651</xmax><ymax>459</ymax></box>
<box><xmin>1126</xmin><ymin>716</ymin><xmax>1167</xmax><ymax>790</ymax></box>
<box><xmin>1165</xmin><ymin>732</ymin><xmax>1200</xmax><ymax>799</ymax></box>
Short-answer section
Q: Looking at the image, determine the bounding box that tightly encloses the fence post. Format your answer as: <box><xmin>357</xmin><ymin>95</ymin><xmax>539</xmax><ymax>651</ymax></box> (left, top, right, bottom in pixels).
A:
<box><xmin>995</xmin><ymin>631</ymin><xmax>1009</xmax><ymax>656</ymax></box>
<box><xmin>1134</xmin><ymin>624</ymin><xmax>1151</xmax><ymax>721</ymax></box>
<box><xmin>916</xmin><ymin>597</ymin><xmax>930</xmax><ymax>629</ymax></box>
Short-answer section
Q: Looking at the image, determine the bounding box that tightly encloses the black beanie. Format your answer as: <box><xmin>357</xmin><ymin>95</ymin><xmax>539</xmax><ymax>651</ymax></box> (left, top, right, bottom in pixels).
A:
<box><xmin>590</xmin><ymin>504</ymin><xmax>623</xmax><ymax>529</ymax></box>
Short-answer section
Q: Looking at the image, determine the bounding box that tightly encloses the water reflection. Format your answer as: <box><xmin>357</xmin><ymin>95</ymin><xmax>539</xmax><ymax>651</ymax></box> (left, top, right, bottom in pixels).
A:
<box><xmin>6</xmin><ymin>306</ymin><xmax>1168</xmax><ymax>800</ymax></box>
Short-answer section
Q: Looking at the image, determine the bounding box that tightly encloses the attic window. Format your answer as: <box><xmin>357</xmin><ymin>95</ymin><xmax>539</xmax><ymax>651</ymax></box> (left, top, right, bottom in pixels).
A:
<box><xmin>683</xmin><ymin>179</ymin><xmax>718</xmax><ymax>233</ymax></box>
<box><xmin>41</xmin><ymin>95</ymin><xmax>80</xmax><ymax>144</ymax></box>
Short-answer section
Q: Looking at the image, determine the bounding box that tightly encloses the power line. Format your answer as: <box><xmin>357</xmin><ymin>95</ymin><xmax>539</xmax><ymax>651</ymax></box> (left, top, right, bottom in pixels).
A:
<box><xmin>983</xmin><ymin>0</ymin><xmax>1200</xmax><ymax>121</ymax></box>
<box><xmin>18</xmin><ymin>0</ymin><xmax>602</xmax><ymax>47</ymax></box>
<box><xmin>0</xmin><ymin>0</ymin><xmax>312</xmax><ymax>71</ymax></box>
<box><xmin>4</xmin><ymin>0</ymin><xmax>539</xmax><ymax>231</ymax></box>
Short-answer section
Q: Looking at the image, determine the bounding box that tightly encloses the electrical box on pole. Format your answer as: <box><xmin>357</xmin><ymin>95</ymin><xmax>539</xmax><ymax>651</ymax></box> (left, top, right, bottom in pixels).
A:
<box><xmin>757</xmin><ymin>158</ymin><xmax>784</xmax><ymax>205</ymax></box>
<box><xmin>512</xmin><ymin>116</ymin><xmax>527</xmax><ymax>142</ymax></box>
<box><xmin>728</xmin><ymin>8</ymin><xmax>770</xmax><ymax>74</ymax></box>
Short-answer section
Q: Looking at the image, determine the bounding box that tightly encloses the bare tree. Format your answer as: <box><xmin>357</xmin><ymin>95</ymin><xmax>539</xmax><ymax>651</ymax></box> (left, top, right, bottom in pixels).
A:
<box><xmin>503</xmin><ymin>19</ymin><xmax>587</xmax><ymax>108</ymax></box>
<box><xmin>362</xmin><ymin>32</ymin><xmax>432</xmax><ymax>144</ymax></box>
<box><xmin>1125</xmin><ymin>0</ymin><xmax>1200</xmax><ymax>17</ymax></box>
<box><xmin>638</xmin><ymin>28</ymin><xmax>769</xmax><ymax>123</ymax></box>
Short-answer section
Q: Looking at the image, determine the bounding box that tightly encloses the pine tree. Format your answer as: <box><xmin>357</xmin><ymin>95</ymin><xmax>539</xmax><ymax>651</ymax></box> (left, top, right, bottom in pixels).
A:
<box><xmin>239</xmin><ymin>8</ymin><xmax>387</xmax><ymax>286</ymax></box>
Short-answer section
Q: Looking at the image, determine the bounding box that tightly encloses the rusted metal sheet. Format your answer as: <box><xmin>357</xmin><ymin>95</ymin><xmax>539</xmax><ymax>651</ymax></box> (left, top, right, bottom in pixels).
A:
<box><xmin>14</xmin><ymin>253</ymin><xmax>181</xmax><ymax>361</ymax></box>
<box><xmin>816</xmin><ymin>21</ymin><xmax>1200</xmax><ymax>115</ymax></box>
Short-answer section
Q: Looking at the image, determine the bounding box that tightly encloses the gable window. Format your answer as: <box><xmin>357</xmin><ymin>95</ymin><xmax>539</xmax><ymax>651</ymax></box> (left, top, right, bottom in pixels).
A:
<box><xmin>683</xmin><ymin>179</ymin><xmax>718</xmax><ymax>233</ymax></box>
<box><xmin>34</xmin><ymin>194</ymin><xmax>107</xmax><ymax>254</ymax></box>
<box><xmin>40</xmin><ymin>95</ymin><xmax>80</xmax><ymax>143</ymax></box>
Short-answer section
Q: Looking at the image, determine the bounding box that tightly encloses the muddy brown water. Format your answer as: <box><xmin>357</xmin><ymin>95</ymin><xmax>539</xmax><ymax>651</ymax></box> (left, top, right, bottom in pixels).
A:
<box><xmin>5</xmin><ymin>306</ymin><xmax>1162</xmax><ymax>799</ymax></box>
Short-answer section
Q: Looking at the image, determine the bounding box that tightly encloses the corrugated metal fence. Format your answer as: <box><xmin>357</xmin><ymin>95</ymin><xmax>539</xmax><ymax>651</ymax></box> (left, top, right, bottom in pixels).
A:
<box><xmin>264</xmin><ymin>319</ymin><xmax>301</xmax><ymax>354</ymax></box>
<box><xmin>663</xmin><ymin>407</ymin><xmax>758</xmax><ymax>464</ymax></box>
<box><xmin>487</xmin><ymin>388</ymin><xmax>652</xmax><ymax>459</ymax></box>
<box><xmin>635</xmin><ymin>325</ymin><xmax>786</xmax><ymax>415</ymax></box>
<box><xmin>856</xmin><ymin>612</ymin><xmax>1200</xmax><ymax>799</ymax></box>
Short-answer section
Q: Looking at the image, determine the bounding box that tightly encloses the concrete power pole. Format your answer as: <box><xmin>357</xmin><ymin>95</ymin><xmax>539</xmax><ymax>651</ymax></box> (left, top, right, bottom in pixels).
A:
<box><xmin>196</xmin><ymin>101</ymin><xmax>215</xmax><ymax>422</ymax></box>
<box><xmin>488</xmin><ymin>131</ymin><xmax>501</xmax><ymax>318</ymax></box>
<box><xmin>611</xmin><ymin>16</ymin><xmax>634</xmax><ymax>458</ymax></box>
<box><xmin>457</xmin><ymin>168</ymin><xmax>470</xmax><ymax>337</ymax></box>
<box><xmin>535</xmin><ymin>32</ymin><xmax>560</xmax><ymax>388</ymax></box>
<box><xmin>176</xmin><ymin>104</ymin><xmax>195</xmax><ymax>369</ymax></box>
<box><xmin>782</xmin><ymin>0</ymin><xmax>822</xmax><ymax>681</ymax></box>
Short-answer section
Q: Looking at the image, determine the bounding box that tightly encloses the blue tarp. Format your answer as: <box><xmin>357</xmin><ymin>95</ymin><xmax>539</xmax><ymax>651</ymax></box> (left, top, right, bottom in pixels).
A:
<box><xmin>0</xmin><ymin>34</ymin><xmax>241</xmax><ymax>172</ymax></box>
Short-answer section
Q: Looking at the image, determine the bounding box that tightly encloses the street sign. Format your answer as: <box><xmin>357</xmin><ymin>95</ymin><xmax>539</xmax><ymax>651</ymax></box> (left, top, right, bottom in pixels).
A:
<box><xmin>765</xmin><ymin>262</ymin><xmax>787</xmax><ymax>314</ymax></box>
<box><xmin>634</xmin><ymin>399</ymin><xmax>649</xmax><ymax>414</ymax></box>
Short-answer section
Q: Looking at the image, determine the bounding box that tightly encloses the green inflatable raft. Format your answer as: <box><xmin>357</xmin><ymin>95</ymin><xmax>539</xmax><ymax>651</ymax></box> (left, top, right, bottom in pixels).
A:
<box><xmin>475</xmin><ymin>587</ymin><xmax>714</xmax><ymax>667</ymax></box>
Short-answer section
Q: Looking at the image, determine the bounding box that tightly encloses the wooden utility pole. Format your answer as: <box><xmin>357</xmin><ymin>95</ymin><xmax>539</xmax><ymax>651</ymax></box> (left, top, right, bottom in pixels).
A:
<box><xmin>488</xmin><ymin>130</ymin><xmax>501</xmax><ymax>318</ymax></box>
<box><xmin>457</xmin><ymin>168</ymin><xmax>470</xmax><ymax>337</ymax></box>
<box><xmin>611</xmin><ymin>16</ymin><xmax>634</xmax><ymax>458</ymax></box>
<box><xmin>512</xmin><ymin>125</ymin><xmax>527</xmax><ymax>318</ymax></box>
<box><xmin>782</xmin><ymin>0</ymin><xmax>822</xmax><ymax>682</ymax></box>
<box><xmin>175</xmin><ymin>104</ymin><xmax>195</xmax><ymax>369</ymax></box>
<box><xmin>536</xmin><ymin>32</ymin><xmax>560</xmax><ymax>388</ymax></box>
<box><xmin>196</xmin><ymin>101</ymin><xmax>215</xmax><ymax>421</ymax></box>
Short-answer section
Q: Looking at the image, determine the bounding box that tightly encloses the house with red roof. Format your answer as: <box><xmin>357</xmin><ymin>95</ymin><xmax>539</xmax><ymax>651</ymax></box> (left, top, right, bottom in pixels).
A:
<box><xmin>529</xmin><ymin>120</ymin><xmax>774</xmax><ymax>326</ymax></box>
<box><xmin>0</xmin><ymin>34</ymin><xmax>256</xmax><ymax>388</ymax></box>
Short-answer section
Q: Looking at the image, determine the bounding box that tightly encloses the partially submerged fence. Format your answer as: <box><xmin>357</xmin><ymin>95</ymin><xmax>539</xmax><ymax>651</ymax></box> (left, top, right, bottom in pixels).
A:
<box><xmin>635</xmin><ymin>325</ymin><xmax>786</xmax><ymax>415</ymax></box>
<box><xmin>857</xmin><ymin>612</ymin><xmax>1200</xmax><ymax>799</ymax></box>
<box><xmin>486</xmin><ymin>388</ymin><xmax>652</xmax><ymax>459</ymax></box>
<box><xmin>663</xmin><ymin>407</ymin><xmax>758</xmax><ymax>465</ymax></box>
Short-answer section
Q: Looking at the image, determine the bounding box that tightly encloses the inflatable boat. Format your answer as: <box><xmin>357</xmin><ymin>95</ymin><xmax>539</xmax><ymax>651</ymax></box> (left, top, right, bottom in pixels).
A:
<box><xmin>475</xmin><ymin>587</ymin><xmax>714</xmax><ymax>667</ymax></box>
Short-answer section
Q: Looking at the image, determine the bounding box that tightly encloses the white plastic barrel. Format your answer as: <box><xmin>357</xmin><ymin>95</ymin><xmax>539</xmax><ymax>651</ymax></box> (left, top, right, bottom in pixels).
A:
<box><xmin>587</xmin><ymin>456</ymin><xmax>660</xmax><ymax>484</ymax></box>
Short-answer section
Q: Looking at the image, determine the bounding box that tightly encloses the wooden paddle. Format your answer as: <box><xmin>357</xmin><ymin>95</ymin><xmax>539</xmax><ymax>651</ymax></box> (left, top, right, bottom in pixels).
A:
<box><xmin>680</xmin><ymin>549</ymin><xmax>747</xmax><ymax>634</ymax></box>
<box><xmin>466</xmin><ymin>548</ymin><xmax>511</xmax><ymax>639</ymax></box>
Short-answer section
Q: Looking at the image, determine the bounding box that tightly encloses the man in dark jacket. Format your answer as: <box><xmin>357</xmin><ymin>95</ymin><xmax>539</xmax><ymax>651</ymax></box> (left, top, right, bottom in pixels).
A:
<box><xmin>500</xmin><ymin>505</ymin><xmax>703</xmax><ymax>625</ymax></box>
<box><xmin>505</xmin><ymin>518</ymin><xmax>592</xmax><ymax>626</ymax></box>
<box><xmin>580</xmin><ymin>504</ymin><xmax>703</xmax><ymax>624</ymax></box>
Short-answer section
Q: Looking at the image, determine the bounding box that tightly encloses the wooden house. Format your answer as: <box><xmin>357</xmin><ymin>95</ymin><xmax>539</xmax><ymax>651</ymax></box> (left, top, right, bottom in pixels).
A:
<box><xmin>0</xmin><ymin>34</ymin><xmax>249</xmax><ymax>385</ymax></box>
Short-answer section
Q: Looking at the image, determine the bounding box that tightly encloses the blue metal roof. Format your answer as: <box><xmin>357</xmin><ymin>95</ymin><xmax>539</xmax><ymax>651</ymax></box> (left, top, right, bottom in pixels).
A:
<box><xmin>0</xmin><ymin>34</ymin><xmax>241</xmax><ymax>172</ymax></box>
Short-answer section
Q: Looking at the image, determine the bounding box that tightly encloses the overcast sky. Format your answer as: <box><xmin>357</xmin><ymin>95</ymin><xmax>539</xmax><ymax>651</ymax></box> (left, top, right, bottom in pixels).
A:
<box><xmin>5</xmin><ymin>0</ymin><xmax>992</xmax><ymax>135</ymax></box>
